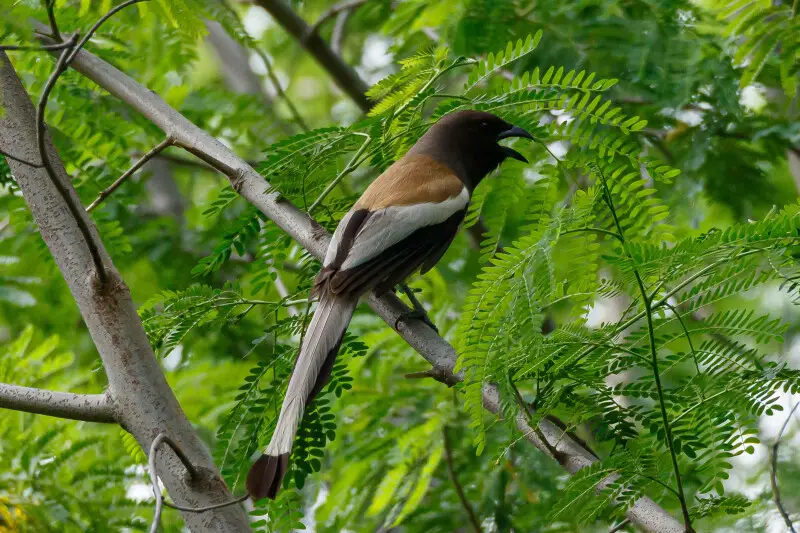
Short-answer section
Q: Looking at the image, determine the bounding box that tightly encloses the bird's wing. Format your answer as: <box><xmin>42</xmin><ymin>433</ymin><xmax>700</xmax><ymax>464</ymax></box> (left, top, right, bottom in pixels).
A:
<box><xmin>323</xmin><ymin>154</ymin><xmax>468</xmax><ymax>270</ymax></box>
<box><xmin>329</xmin><ymin>209</ymin><xmax>465</xmax><ymax>296</ymax></box>
<box><xmin>316</xmin><ymin>154</ymin><xmax>468</xmax><ymax>297</ymax></box>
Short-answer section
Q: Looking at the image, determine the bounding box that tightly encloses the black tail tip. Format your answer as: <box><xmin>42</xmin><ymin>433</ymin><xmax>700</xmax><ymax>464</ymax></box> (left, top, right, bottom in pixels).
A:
<box><xmin>246</xmin><ymin>453</ymin><xmax>289</xmax><ymax>501</ymax></box>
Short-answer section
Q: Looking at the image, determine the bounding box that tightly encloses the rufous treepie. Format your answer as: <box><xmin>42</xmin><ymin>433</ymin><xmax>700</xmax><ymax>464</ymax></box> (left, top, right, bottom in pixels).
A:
<box><xmin>246</xmin><ymin>110</ymin><xmax>533</xmax><ymax>500</ymax></box>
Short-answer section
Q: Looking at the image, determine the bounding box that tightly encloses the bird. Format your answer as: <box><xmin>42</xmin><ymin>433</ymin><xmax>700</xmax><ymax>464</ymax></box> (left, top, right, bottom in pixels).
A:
<box><xmin>246</xmin><ymin>110</ymin><xmax>533</xmax><ymax>500</ymax></box>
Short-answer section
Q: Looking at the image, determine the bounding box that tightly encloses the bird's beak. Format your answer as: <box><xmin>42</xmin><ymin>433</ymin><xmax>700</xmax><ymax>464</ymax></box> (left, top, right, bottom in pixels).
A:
<box><xmin>497</xmin><ymin>125</ymin><xmax>533</xmax><ymax>163</ymax></box>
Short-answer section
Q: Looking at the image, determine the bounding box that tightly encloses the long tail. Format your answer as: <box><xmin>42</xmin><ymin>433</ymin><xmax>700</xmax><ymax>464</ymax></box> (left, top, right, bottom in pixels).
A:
<box><xmin>246</xmin><ymin>295</ymin><xmax>357</xmax><ymax>500</ymax></box>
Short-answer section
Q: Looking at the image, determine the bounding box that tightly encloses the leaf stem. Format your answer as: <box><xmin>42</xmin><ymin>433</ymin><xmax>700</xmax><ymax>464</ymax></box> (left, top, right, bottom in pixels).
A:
<box><xmin>595</xmin><ymin>166</ymin><xmax>694</xmax><ymax>533</ymax></box>
<box><xmin>308</xmin><ymin>135</ymin><xmax>371</xmax><ymax>213</ymax></box>
<box><xmin>560</xmin><ymin>226</ymin><xmax>624</xmax><ymax>242</ymax></box>
<box><xmin>662</xmin><ymin>301</ymin><xmax>702</xmax><ymax>379</ymax></box>
<box><xmin>509</xmin><ymin>379</ymin><xmax>562</xmax><ymax>460</ymax></box>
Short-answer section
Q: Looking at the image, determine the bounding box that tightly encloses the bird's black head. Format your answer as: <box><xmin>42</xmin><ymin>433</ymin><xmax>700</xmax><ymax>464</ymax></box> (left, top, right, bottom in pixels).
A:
<box><xmin>410</xmin><ymin>110</ymin><xmax>534</xmax><ymax>189</ymax></box>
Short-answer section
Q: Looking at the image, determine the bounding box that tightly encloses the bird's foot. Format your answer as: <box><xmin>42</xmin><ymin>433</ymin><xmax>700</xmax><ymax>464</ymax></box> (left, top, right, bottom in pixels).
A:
<box><xmin>395</xmin><ymin>284</ymin><xmax>439</xmax><ymax>333</ymax></box>
<box><xmin>394</xmin><ymin>308</ymin><xmax>439</xmax><ymax>334</ymax></box>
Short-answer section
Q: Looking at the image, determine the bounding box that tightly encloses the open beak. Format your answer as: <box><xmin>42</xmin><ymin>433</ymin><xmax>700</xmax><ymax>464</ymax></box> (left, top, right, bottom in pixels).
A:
<box><xmin>497</xmin><ymin>125</ymin><xmax>533</xmax><ymax>163</ymax></box>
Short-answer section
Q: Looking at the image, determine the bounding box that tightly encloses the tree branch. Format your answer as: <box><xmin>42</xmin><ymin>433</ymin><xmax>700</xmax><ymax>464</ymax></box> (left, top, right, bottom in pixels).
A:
<box><xmin>252</xmin><ymin>0</ymin><xmax>371</xmax><ymax>112</ymax></box>
<box><xmin>0</xmin><ymin>50</ymin><xmax>250</xmax><ymax>532</ymax></box>
<box><xmin>771</xmin><ymin>402</ymin><xmax>799</xmax><ymax>533</ymax></box>
<box><xmin>45</xmin><ymin>33</ymin><xmax>685</xmax><ymax>533</ymax></box>
<box><xmin>308</xmin><ymin>0</ymin><xmax>369</xmax><ymax>37</ymax></box>
<box><xmin>43</xmin><ymin>0</ymin><xmax>61</xmax><ymax>40</ymax></box>
<box><xmin>443</xmin><ymin>426</ymin><xmax>482</xmax><ymax>533</ymax></box>
<box><xmin>0</xmin><ymin>42</ymin><xmax>73</xmax><ymax>51</ymax></box>
<box><xmin>86</xmin><ymin>136</ymin><xmax>172</xmax><ymax>212</ymax></box>
<box><xmin>0</xmin><ymin>384</ymin><xmax>116</xmax><ymax>423</ymax></box>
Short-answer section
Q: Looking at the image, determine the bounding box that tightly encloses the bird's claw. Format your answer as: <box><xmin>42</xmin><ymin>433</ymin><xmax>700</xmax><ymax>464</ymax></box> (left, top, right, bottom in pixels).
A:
<box><xmin>394</xmin><ymin>309</ymin><xmax>439</xmax><ymax>334</ymax></box>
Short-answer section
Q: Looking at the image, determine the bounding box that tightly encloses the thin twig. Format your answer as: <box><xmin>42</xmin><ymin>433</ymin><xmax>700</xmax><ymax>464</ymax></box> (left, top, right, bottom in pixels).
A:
<box><xmin>35</xmin><ymin>34</ymin><xmax>110</xmax><ymax>284</ymax></box>
<box><xmin>163</xmin><ymin>494</ymin><xmax>249</xmax><ymax>512</ymax></box>
<box><xmin>404</xmin><ymin>368</ymin><xmax>459</xmax><ymax>387</ymax></box>
<box><xmin>330</xmin><ymin>9</ymin><xmax>350</xmax><ymax>55</ymax></box>
<box><xmin>257</xmin><ymin>46</ymin><xmax>310</xmax><ymax>132</ymax></box>
<box><xmin>220</xmin><ymin>0</ymin><xmax>309</xmax><ymax>132</ymax></box>
<box><xmin>443</xmin><ymin>426</ymin><xmax>482</xmax><ymax>533</ymax></box>
<box><xmin>253</xmin><ymin>0</ymin><xmax>371</xmax><ymax>112</ymax></box>
<box><xmin>0</xmin><ymin>42</ymin><xmax>74</xmax><ymax>51</ymax></box>
<box><xmin>148</xmin><ymin>432</ymin><xmax>248</xmax><ymax>532</ymax></box>
<box><xmin>36</xmin><ymin>0</ymin><xmax>150</xmax><ymax>286</ymax></box>
<box><xmin>152</xmin><ymin>152</ymin><xmax>220</xmax><ymax>171</ymax></box>
<box><xmin>771</xmin><ymin>402</ymin><xmax>799</xmax><ymax>533</ymax></box>
<box><xmin>63</xmin><ymin>0</ymin><xmax>149</xmax><ymax>67</ymax></box>
<box><xmin>610</xmin><ymin>518</ymin><xmax>631</xmax><ymax>533</ymax></box>
<box><xmin>509</xmin><ymin>380</ymin><xmax>564</xmax><ymax>461</ymax></box>
<box><xmin>0</xmin><ymin>147</ymin><xmax>44</xmax><ymax>167</ymax></box>
<box><xmin>44</xmin><ymin>0</ymin><xmax>61</xmax><ymax>40</ymax></box>
<box><xmin>308</xmin><ymin>0</ymin><xmax>368</xmax><ymax>37</ymax></box>
<box><xmin>308</xmin><ymin>134</ymin><xmax>370</xmax><ymax>212</ymax></box>
<box><xmin>87</xmin><ymin>137</ymin><xmax>173</xmax><ymax>212</ymax></box>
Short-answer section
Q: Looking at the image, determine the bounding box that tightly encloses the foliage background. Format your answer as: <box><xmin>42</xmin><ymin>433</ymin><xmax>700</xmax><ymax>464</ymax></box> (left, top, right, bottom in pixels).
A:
<box><xmin>1</xmin><ymin>0</ymin><xmax>800</xmax><ymax>532</ymax></box>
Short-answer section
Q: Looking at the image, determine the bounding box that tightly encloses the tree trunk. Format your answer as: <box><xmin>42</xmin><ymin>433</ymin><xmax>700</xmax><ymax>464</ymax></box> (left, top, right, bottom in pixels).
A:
<box><xmin>0</xmin><ymin>51</ymin><xmax>251</xmax><ymax>533</ymax></box>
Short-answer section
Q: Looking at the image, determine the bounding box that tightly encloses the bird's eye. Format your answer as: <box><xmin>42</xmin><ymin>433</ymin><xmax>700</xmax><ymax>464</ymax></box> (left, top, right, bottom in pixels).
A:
<box><xmin>480</xmin><ymin>121</ymin><xmax>490</xmax><ymax>128</ymax></box>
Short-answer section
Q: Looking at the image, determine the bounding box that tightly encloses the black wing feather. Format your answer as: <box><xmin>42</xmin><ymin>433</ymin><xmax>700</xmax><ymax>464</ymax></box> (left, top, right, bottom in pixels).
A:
<box><xmin>324</xmin><ymin>210</ymin><xmax>465</xmax><ymax>297</ymax></box>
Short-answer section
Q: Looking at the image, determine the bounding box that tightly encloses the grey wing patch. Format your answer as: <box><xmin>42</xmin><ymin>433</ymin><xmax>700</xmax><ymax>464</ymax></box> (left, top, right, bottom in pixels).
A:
<box><xmin>328</xmin><ymin>210</ymin><xmax>466</xmax><ymax>297</ymax></box>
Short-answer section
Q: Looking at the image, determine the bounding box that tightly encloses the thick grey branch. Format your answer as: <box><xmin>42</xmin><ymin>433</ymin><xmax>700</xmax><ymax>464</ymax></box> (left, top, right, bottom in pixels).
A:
<box><xmin>0</xmin><ymin>384</ymin><xmax>116</xmax><ymax>423</ymax></box>
<box><xmin>253</xmin><ymin>0</ymin><xmax>371</xmax><ymax>112</ymax></box>
<box><xmin>49</xmin><ymin>35</ymin><xmax>686</xmax><ymax>533</ymax></box>
<box><xmin>0</xmin><ymin>50</ymin><xmax>250</xmax><ymax>532</ymax></box>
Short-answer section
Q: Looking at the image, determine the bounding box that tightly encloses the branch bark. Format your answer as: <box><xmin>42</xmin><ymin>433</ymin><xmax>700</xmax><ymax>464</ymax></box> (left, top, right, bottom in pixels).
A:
<box><xmin>45</xmin><ymin>32</ymin><xmax>686</xmax><ymax>533</ymax></box>
<box><xmin>0</xmin><ymin>50</ymin><xmax>251</xmax><ymax>532</ymax></box>
<box><xmin>252</xmin><ymin>0</ymin><xmax>371</xmax><ymax>113</ymax></box>
<box><xmin>0</xmin><ymin>384</ymin><xmax>115</xmax><ymax>423</ymax></box>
